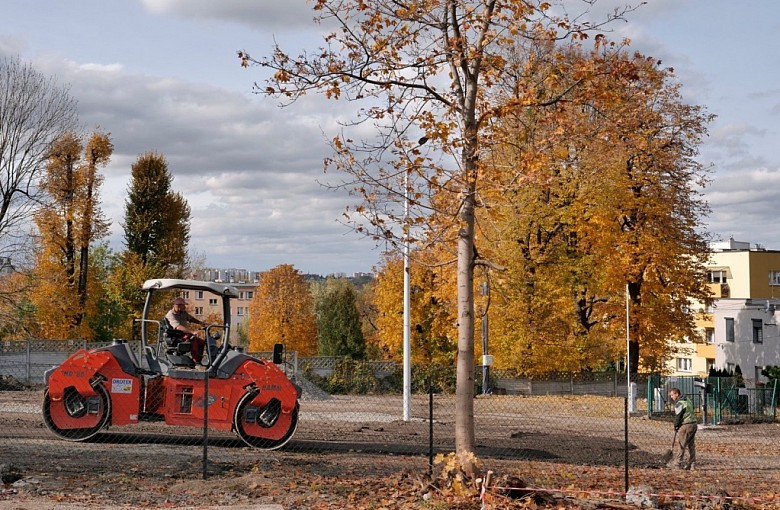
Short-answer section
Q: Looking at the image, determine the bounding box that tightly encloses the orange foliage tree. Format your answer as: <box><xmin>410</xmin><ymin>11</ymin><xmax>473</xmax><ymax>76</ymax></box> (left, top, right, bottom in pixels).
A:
<box><xmin>247</xmin><ymin>264</ymin><xmax>317</xmax><ymax>356</ymax></box>
<box><xmin>0</xmin><ymin>272</ymin><xmax>37</xmax><ymax>339</ymax></box>
<box><xmin>31</xmin><ymin>131</ymin><xmax>113</xmax><ymax>339</ymax></box>
<box><xmin>480</xmin><ymin>48</ymin><xmax>713</xmax><ymax>375</ymax></box>
<box><xmin>372</xmin><ymin>254</ymin><xmax>456</xmax><ymax>365</ymax></box>
<box><xmin>240</xmin><ymin>0</ymin><xmax>639</xmax><ymax>462</ymax></box>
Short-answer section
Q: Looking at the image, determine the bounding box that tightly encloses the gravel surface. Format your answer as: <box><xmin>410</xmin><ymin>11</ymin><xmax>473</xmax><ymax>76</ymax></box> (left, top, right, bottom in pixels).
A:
<box><xmin>1</xmin><ymin>389</ymin><xmax>779</xmax><ymax>508</ymax></box>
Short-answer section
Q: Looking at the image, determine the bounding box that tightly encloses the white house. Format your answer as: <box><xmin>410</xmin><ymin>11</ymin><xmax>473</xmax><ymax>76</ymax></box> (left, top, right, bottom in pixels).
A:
<box><xmin>712</xmin><ymin>297</ymin><xmax>780</xmax><ymax>387</ymax></box>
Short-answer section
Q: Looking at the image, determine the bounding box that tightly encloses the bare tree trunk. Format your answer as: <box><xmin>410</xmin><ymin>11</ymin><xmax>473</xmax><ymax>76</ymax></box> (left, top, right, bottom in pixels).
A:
<box><xmin>455</xmin><ymin>66</ymin><xmax>480</xmax><ymax>467</ymax></box>
<box><xmin>455</xmin><ymin>188</ymin><xmax>476</xmax><ymax>465</ymax></box>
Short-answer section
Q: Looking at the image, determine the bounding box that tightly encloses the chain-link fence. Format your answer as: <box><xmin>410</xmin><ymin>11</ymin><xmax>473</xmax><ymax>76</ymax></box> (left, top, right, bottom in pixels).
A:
<box><xmin>648</xmin><ymin>374</ymin><xmax>779</xmax><ymax>424</ymax></box>
<box><xmin>2</xmin><ymin>339</ymin><xmax>779</xmax><ymax>507</ymax></box>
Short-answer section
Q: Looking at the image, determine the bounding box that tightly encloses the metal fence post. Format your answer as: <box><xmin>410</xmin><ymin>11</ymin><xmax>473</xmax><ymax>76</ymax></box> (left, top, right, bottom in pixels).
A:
<box><xmin>713</xmin><ymin>378</ymin><xmax>720</xmax><ymax>423</ymax></box>
<box><xmin>26</xmin><ymin>339</ymin><xmax>31</xmax><ymax>384</ymax></box>
<box><xmin>428</xmin><ymin>376</ymin><xmax>434</xmax><ymax>477</ymax></box>
<box><xmin>624</xmin><ymin>396</ymin><xmax>629</xmax><ymax>493</ymax></box>
<box><xmin>646</xmin><ymin>376</ymin><xmax>654</xmax><ymax>416</ymax></box>
<box><xmin>614</xmin><ymin>371</ymin><xmax>617</xmax><ymax>397</ymax></box>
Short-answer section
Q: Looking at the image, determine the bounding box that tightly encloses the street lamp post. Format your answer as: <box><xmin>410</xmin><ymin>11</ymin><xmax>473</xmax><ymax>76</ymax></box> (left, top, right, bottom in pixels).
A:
<box><xmin>626</xmin><ymin>283</ymin><xmax>630</xmax><ymax>392</ymax></box>
<box><xmin>403</xmin><ymin>167</ymin><xmax>412</xmax><ymax>421</ymax></box>
<box><xmin>624</xmin><ymin>282</ymin><xmax>631</xmax><ymax>493</ymax></box>
<box><xmin>403</xmin><ymin>137</ymin><xmax>427</xmax><ymax>422</ymax></box>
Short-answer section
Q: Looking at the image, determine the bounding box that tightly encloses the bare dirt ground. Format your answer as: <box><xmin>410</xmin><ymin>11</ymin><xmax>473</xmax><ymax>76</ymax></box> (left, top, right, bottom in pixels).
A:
<box><xmin>1</xmin><ymin>388</ymin><xmax>779</xmax><ymax>509</ymax></box>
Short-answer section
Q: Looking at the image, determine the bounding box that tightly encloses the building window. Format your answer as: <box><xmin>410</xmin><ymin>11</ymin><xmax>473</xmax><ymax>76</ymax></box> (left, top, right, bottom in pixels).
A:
<box><xmin>180</xmin><ymin>291</ymin><xmax>190</xmax><ymax>299</ymax></box>
<box><xmin>705</xmin><ymin>328</ymin><xmax>715</xmax><ymax>344</ymax></box>
<box><xmin>676</xmin><ymin>358</ymin><xmax>692</xmax><ymax>372</ymax></box>
<box><xmin>770</xmin><ymin>271</ymin><xmax>780</xmax><ymax>286</ymax></box>
<box><xmin>208</xmin><ymin>298</ymin><xmax>218</xmax><ymax>306</ymax></box>
<box><xmin>194</xmin><ymin>307</ymin><xmax>203</xmax><ymax>315</ymax></box>
<box><xmin>725</xmin><ymin>318</ymin><xmax>735</xmax><ymax>342</ymax></box>
<box><xmin>706</xmin><ymin>359</ymin><xmax>715</xmax><ymax>373</ymax></box>
<box><xmin>752</xmin><ymin>319</ymin><xmax>763</xmax><ymax>343</ymax></box>
<box><xmin>708</xmin><ymin>270</ymin><xmax>727</xmax><ymax>283</ymax></box>
<box><xmin>237</xmin><ymin>307</ymin><xmax>247</xmax><ymax>316</ymax></box>
<box><xmin>195</xmin><ymin>291</ymin><xmax>204</xmax><ymax>300</ymax></box>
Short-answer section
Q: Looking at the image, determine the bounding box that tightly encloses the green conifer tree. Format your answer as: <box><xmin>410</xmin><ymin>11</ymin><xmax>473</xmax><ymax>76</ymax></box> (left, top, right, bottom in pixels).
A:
<box><xmin>315</xmin><ymin>278</ymin><xmax>366</xmax><ymax>358</ymax></box>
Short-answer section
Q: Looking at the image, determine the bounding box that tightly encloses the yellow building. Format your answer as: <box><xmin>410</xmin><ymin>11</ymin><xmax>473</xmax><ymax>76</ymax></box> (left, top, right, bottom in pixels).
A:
<box><xmin>668</xmin><ymin>238</ymin><xmax>780</xmax><ymax>385</ymax></box>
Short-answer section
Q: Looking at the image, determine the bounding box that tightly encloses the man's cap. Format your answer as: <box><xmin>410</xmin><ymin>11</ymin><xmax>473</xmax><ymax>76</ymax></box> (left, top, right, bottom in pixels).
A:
<box><xmin>174</xmin><ymin>297</ymin><xmax>186</xmax><ymax>305</ymax></box>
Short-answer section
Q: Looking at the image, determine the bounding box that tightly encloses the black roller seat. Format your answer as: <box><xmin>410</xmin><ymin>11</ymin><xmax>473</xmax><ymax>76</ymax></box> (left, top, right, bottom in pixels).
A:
<box><xmin>161</xmin><ymin>317</ymin><xmax>195</xmax><ymax>367</ymax></box>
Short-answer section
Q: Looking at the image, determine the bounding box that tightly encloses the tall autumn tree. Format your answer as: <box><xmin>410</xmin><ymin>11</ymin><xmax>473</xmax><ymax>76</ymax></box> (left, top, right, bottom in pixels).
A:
<box><xmin>111</xmin><ymin>152</ymin><xmax>192</xmax><ymax>334</ymax></box>
<box><xmin>579</xmin><ymin>53</ymin><xmax>714</xmax><ymax>373</ymax></box>
<box><xmin>314</xmin><ymin>277</ymin><xmax>366</xmax><ymax>358</ymax></box>
<box><xmin>123</xmin><ymin>151</ymin><xmax>191</xmax><ymax>274</ymax></box>
<box><xmin>240</xmin><ymin>0</ymin><xmax>636</xmax><ymax>464</ymax></box>
<box><xmin>32</xmin><ymin>130</ymin><xmax>112</xmax><ymax>338</ymax></box>
<box><xmin>247</xmin><ymin>264</ymin><xmax>317</xmax><ymax>356</ymax></box>
<box><xmin>482</xmin><ymin>49</ymin><xmax>713</xmax><ymax>375</ymax></box>
<box><xmin>78</xmin><ymin>133</ymin><xmax>113</xmax><ymax>311</ymax></box>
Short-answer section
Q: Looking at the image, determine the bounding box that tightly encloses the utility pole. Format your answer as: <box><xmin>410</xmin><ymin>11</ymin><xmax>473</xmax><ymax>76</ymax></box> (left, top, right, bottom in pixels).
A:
<box><xmin>481</xmin><ymin>281</ymin><xmax>491</xmax><ymax>394</ymax></box>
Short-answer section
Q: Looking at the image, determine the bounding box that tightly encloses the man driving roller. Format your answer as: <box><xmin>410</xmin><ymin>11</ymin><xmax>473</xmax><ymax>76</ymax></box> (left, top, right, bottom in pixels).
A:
<box><xmin>165</xmin><ymin>297</ymin><xmax>206</xmax><ymax>366</ymax></box>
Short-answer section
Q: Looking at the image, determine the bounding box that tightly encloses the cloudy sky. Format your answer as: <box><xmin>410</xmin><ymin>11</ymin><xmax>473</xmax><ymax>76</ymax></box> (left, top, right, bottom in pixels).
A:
<box><xmin>1</xmin><ymin>0</ymin><xmax>779</xmax><ymax>275</ymax></box>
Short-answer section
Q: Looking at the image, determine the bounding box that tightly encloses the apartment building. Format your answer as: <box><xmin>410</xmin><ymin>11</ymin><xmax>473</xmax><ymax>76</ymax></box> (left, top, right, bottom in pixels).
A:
<box><xmin>180</xmin><ymin>268</ymin><xmax>373</xmax><ymax>332</ymax></box>
<box><xmin>179</xmin><ymin>269</ymin><xmax>258</xmax><ymax>329</ymax></box>
<box><xmin>668</xmin><ymin>238</ymin><xmax>780</xmax><ymax>386</ymax></box>
<box><xmin>179</xmin><ymin>282</ymin><xmax>256</xmax><ymax>329</ymax></box>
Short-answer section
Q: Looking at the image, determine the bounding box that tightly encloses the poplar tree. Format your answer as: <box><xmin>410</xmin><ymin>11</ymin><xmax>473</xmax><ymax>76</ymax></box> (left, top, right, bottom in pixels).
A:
<box><xmin>33</xmin><ymin>131</ymin><xmax>113</xmax><ymax>338</ymax></box>
<box><xmin>105</xmin><ymin>152</ymin><xmax>192</xmax><ymax>335</ymax></box>
<box><xmin>123</xmin><ymin>151</ymin><xmax>191</xmax><ymax>274</ymax></box>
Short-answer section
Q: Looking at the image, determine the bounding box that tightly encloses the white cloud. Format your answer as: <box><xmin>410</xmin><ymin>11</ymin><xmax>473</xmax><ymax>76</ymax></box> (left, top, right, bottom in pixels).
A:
<box><xmin>140</xmin><ymin>0</ymin><xmax>318</xmax><ymax>30</ymax></box>
<box><xmin>5</xmin><ymin>0</ymin><xmax>780</xmax><ymax>273</ymax></box>
<box><xmin>15</xmin><ymin>48</ymin><xmax>378</xmax><ymax>274</ymax></box>
<box><xmin>79</xmin><ymin>62</ymin><xmax>124</xmax><ymax>72</ymax></box>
